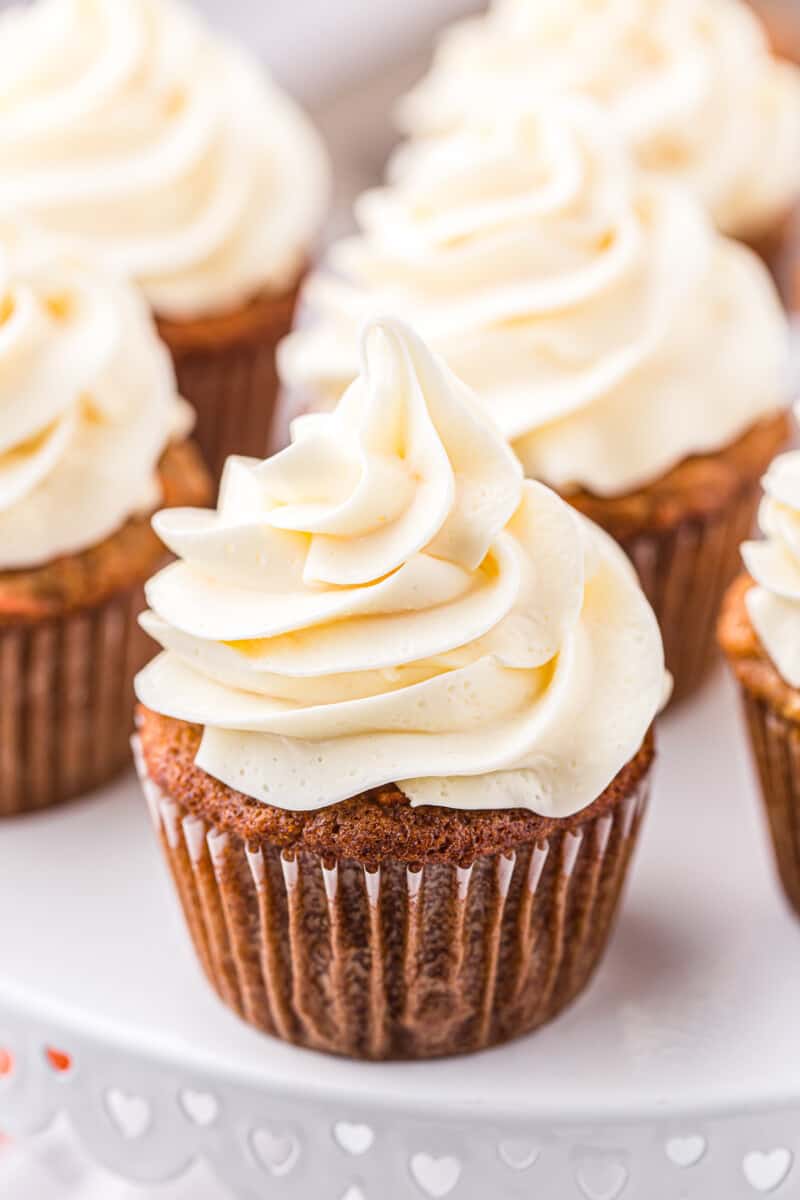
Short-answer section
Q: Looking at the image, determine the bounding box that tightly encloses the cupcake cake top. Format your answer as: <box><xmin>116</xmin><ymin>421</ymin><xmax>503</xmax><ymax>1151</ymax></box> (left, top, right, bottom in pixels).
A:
<box><xmin>396</xmin><ymin>0</ymin><xmax>800</xmax><ymax>239</ymax></box>
<box><xmin>0</xmin><ymin>224</ymin><xmax>189</xmax><ymax>570</ymax></box>
<box><xmin>743</xmin><ymin>420</ymin><xmax>800</xmax><ymax>688</ymax></box>
<box><xmin>137</xmin><ymin>319</ymin><xmax>664</xmax><ymax>817</ymax></box>
<box><xmin>0</xmin><ymin>0</ymin><xmax>330</xmax><ymax>319</ymax></box>
<box><xmin>280</xmin><ymin>100</ymin><xmax>788</xmax><ymax>498</ymax></box>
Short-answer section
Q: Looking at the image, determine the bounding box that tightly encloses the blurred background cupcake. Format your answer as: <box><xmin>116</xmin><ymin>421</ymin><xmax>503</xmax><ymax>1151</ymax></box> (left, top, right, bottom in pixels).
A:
<box><xmin>0</xmin><ymin>224</ymin><xmax>210</xmax><ymax>817</ymax></box>
<box><xmin>749</xmin><ymin>0</ymin><xmax>800</xmax><ymax>63</ymax></box>
<box><xmin>396</xmin><ymin>0</ymin><xmax>800</xmax><ymax>295</ymax></box>
<box><xmin>720</xmin><ymin>413</ymin><xmax>800</xmax><ymax>915</ymax></box>
<box><xmin>280</xmin><ymin>99</ymin><xmax>791</xmax><ymax>701</ymax></box>
<box><xmin>0</xmin><ymin>0</ymin><xmax>331</xmax><ymax>481</ymax></box>
<box><xmin>134</xmin><ymin>318</ymin><xmax>665</xmax><ymax>1059</ymax></box>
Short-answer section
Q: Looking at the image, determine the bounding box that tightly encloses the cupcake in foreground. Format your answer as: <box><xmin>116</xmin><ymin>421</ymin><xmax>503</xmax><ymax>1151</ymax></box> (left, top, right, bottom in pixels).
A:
<box><xmin>0</xmin><ymin>225</ymin><xmax>210</xmax><ymax>817</ymax></box>
<box><xmin>134</xmin><ymin>318</ymin><xmax>665</xmax><ymax>1060</ymax></box>
<box><xmin>280</xmin><ymin>101</ymin><xmax>790</xmax><ymax>700</ymax></box>
<box><xmin>0</xmin><ymin>0</ymin><xmax>330</xmax><ymax>481</ymax></box>
<box><xmin>396</xmin><ymin>0</ymin><xmax>800</xmax><ymax>274</ymax></box>
<box><xmin>720</xmin><ymin>424</ymin><xmax>800</xmax><ymax>914</ymax></box>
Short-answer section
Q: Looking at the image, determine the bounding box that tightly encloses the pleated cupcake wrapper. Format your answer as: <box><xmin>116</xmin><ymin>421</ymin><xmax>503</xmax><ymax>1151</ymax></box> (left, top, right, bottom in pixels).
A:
<box><xmin>0</xmin><ymin>586</ymin><xmax>151</xmax><ymax>817</ymax></box>
<box><xmin>166</xmin><ymin>340</ymin><xmax>279</xmax><ymax>486</ymax></box>
<box><xmin>623</xmin><ymin>478</ymin><xmax>763</xmax><ymax>702</ymax></box>
<box><xmin>746</xmin><ymin>211</ymin><xmax>797</xmax><ymax>302</ymax></box>
<box><xmin>161</xmin><ymin>293</ymin><xmax>300</xmax><ymax>485</ymax></box>
<box><xmin>741</xmin><ymin>689</ymin><xmax>800</xmax><ymax>917</ymax></box>
<box><xmin>133</xmin><ymin>740</ymin><xmax>649</xmax><ymax>1060</ymax></box>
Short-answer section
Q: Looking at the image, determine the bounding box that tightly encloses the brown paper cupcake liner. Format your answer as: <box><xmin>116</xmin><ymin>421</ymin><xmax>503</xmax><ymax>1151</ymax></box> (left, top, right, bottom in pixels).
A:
<box><xmin>746</xmin><ymin>208</ymin><xmax>798</xmax><ymax>305</ymax></box>
<box><xmin>741</xmin><ymin>690</ymin><xmax>800</xmax><ymax>916</ymax></box>
<box><xmin>133</xmin><ymin>740</ymin><xmax>649</xmax><ymax>1060</ymax></box>
<box><xmin>621</xmin><ymin>478</ymin><xmax>763</xmax><ymax>702</ymax></box>
<box><xmin>0</xmin><ymin>586</ymin><xmax>151</xmax><ymax>817</ymax></box>
<box><xmin>158</xmin><ymin>284</ymin><xmax>302</xmax><ymax>484</ymax></box>
<box><xmin>749</xmin><ymin>0</ymin><xmax>800</xmax><ymax>62</ymax></box>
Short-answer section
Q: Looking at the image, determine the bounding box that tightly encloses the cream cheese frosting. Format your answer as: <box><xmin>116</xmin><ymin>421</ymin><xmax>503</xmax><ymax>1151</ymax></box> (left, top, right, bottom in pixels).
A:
<box><xmin>0</xmin><ymin>224</ymin><xmax>190</xmax><ymax>570</ymax></box>
<box><xmin>136</xmin><ymin>318</ymin><xmax>664</xmax><ymax>816</ymax></box>
<box><xmin>743</xmin><ymin>429</ymin><xmax>800</xmax><ymax>688</ymax></box>
<box><xmin>279</xmin><ymin>100</ymin><xmax>788</xmax><ymax>499</ymax></box>
<box><xmin>0</xmin><ymin>0</ymin><xmax>330</xmax><ymax>319</ymax></box>
<box><xmin>396</xmin><ymin>0</ymin><xmax>800</xmax><ymax>240</ymax></box>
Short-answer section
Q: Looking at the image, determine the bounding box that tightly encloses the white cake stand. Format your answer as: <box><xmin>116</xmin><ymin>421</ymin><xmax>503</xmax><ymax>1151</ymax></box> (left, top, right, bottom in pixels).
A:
<box><xmin>2</xmin><ymin>666</ymin><xmax>800</xmax><ymax>1200</ymax></box>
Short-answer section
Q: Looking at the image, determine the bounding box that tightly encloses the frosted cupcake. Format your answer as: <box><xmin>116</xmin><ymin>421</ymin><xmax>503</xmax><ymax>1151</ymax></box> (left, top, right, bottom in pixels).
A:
<box><xmin>720</xmin><ymin>420</ymin><xmax>800</xmax><ymax>914</ymax></box>
<box><xmin>280</xmin><ymin>101</ymin><xmax>790</xmax><ymax>699</ymax></box>
<box><xmin>134</xmin><ymin>319</ymin><xmax>665</xmax><ymax>1060</ymax></box>
<box><xmin>0</xmin><ymin>225</ymin><xmax>210</xmax><ymax>816</ymax></box>
<box><xmin>0</xmin><ymin>0</ymin><xmax>330</xmax><ymax>480</ymax></box>
<box><xmin>397</xmin><ymin>0</ymin><xmax>800</xmax><ymax>276</ymax></box>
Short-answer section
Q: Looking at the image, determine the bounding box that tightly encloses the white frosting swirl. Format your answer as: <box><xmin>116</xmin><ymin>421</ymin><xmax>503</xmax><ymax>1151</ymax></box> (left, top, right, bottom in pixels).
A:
<box><xmin>0</xmin><ymin>0</ymin><xmax>330</xmax><ymax>319</ymax></box>
<box><xmin>397</xmin><ymin>0</ymin><xmax>800</xmax><ymax>239</ymax></box>
<box><xmin>743</xmin><ymin>434</ymin><xmax>800</xmax><ymax>687</ymax></box>
<box><xmin>0</xmin><ymin>224</ymin><xmax>190</xmax><ymax>570</ymax></box>
<box><xmin>136</xmin><ymin>319</ymin><xmax>664</xmax><ymax>816</ymax></box>
<box><xmin>280</xmin><ymin>101</ymin><xmax>788</xmax><ymax>498</ymax></box>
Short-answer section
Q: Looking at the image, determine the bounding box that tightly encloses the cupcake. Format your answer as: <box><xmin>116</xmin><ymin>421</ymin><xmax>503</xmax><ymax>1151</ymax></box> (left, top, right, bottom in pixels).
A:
<box><xmin>396</xmin><ymin>0</ymin><xmax>800</xmax><ymax>279</ymax></box>
<box><xmin>0</xmin><ymin>225</ymin><xmax>210</xmax><ymax>817</ymax></box>
<box><xmin>279</xmin><ymin>101</ymin><xmax>790</xmax><ymax>700</ymax></box>
<box><xmin>0</xmin><ymin>0</ymin><xmax>330</xmax><ymax>481</ymax></box>
<box><xmin>720</xmin><ymin>427</ymin><xmax>800</xmax><ymax>914</ymax></box>
<box><xmin>134</xmin><ymin>319</ymin><xmax>665</xmax><ymax>1060</ymax></box>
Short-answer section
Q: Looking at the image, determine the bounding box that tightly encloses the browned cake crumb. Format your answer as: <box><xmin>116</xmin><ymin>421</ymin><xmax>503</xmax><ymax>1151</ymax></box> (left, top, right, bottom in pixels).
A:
<box><xmin>156</xmin><ymin>282</ymin><xmax>302</xmax><ymax>358</ymax></box>
<box><xmin>569</xmin><ymin>412</ymin><xmax>790</xmax><ymax>543</ymax></box>
<box><xmin>138</xmin><ymin>706</ymin><xmax>655</xmax><ymax>867</ymax></box>
<box><xmin>0</xmin><ymin>440</ymin><xmax>211</xmax><ymax>626</ymax></box>
<box><xmin>719</xmin><ymin>572</ymin><xmax>800</xmax><ymax>721</ymax></box>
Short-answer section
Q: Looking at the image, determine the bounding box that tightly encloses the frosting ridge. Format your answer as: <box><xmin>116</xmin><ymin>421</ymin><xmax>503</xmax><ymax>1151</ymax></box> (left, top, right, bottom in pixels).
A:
<box><xmin>397</xmin><ymin>0</ymin><xmax>800</xmax><ymax>239</ymax></box>
<box><xmin>280</xmin><ymin>100</ymin><xmax>788</xmax><ymax>497</ymax></box>
<box><xmin>137</xmin><ymin>319</ymin><xmax>664</xmax><ymax>815</ymax></box>
<box><xmin>0</xmin><ymin>0</ymin><xmax>330</xmax><ymax>318</ymax></box>
<box><xmin>743</xmin><ymin>435</ymin><xmax>800</xmax><ymax>688</ymax></box>
<box><xmin>0</xmin><ymin>224</ymin><xmax>189</xmax><ymax>569</ymax></box>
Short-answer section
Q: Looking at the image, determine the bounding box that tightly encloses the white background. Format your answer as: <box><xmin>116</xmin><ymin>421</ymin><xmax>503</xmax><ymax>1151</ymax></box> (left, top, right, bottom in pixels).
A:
<box><xmin>193</xmin><ymin>0</ymin><xmax>478</xmax><ymax>100</ymax></box>
<box><xmin>0</xmin><ymin>0</ymin><xmax>479</xmax><ymax>102</ymax></box>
